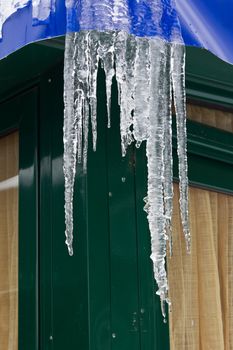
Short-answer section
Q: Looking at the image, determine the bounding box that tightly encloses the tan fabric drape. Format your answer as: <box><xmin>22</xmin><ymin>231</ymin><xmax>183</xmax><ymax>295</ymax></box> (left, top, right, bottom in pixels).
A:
<box><xmin>0</xmin><ymin>132</ymin><xmax>18</xmax><ymax>350</ymax></box>
<box><xmin>168</xmin><ymin>184</ymin><xmax>233</xmax><ymax>350</ymax></box>
<box><xmin>187</xmin><ymin>104</ymin><xmax>233</xmax><ymax>133</ymax></box>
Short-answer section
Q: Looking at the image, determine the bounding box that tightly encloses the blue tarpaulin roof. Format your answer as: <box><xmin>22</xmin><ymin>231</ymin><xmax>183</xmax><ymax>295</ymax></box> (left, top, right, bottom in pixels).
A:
<box><xmin>0</xmin><ymin>0</ymin><xmax>232</xmax><ymax>64</ymax></box>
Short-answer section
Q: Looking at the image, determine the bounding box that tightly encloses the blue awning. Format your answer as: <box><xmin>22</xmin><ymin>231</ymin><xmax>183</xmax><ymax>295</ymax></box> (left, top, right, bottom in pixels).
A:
<box><xmin>0</xmin><ymin>0</ymin><xmax>233</xmax><ymax>64</ymax></box>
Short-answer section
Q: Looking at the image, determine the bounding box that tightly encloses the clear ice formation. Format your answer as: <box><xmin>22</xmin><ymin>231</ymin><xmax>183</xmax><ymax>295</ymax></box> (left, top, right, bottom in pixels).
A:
<box><xmin>63</xmin><ymin>30</ymin><xmax>190</xmax><ymax>315</ymax></box>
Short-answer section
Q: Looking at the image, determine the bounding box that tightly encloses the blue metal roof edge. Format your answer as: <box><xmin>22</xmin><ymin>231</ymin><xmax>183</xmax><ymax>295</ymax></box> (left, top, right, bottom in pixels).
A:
<box><xmin>1</xmin><ymin>0</ymin><xmax>233</xmax><ymax>65</ymax></box>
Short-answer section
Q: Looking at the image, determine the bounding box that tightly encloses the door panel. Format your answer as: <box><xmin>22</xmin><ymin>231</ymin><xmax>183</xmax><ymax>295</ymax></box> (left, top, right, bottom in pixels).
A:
<box><xmin>107</xmin><ymin>79</ymin><xmax>141</xmax><ymax>350</ymax></box>
<box><xmin>40</xmin><ymin>66</ymin><xmax>167</xmax><ymax>350</ymax></box>
<box><xmin>40</xmin><ymin>65</ymin><xmax>91</xmax><ymax>350</ymax></box>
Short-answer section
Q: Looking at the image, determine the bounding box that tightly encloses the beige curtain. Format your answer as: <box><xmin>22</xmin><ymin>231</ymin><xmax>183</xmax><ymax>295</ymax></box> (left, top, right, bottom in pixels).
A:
<box><xmin>0</xmin><ymin>132</ymin><xmax>18</xmax><ymax>350</ymax></box>
<box><xmin>168</xmin><ymin>184</ymin><xmax>233</xmax><ymax>350</ymax></box>
<box><xmin>187</xmin><ymin>104</ymin><xmax>233</xmax><ymax>133</ymax></box>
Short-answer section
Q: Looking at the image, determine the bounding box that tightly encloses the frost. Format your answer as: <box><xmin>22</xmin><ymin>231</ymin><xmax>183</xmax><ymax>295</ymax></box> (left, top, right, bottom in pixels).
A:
<box><xmin>0</xmin><ymin>0</ymin><xmax>55</xmax><ymax>38</ymax></box>
<box><xmin>0</xmin><ymin>0</ymin><xmax>28</xmax><ymax>37</ymax></box>
<box><xmin>32</xmin><ymin>0</ymin><xmax>55</xmax><ymax>21</ymax></box>
<box><xmin>63</xmin><ymin>30</ymin><xmax>190</xmax><ymax>316</ymax></box>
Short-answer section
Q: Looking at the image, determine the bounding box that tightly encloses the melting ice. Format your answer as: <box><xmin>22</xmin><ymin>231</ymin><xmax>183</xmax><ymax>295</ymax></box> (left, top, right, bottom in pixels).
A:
<box><xmin>63</xmin><ymin>30</ymin><xmax>191</xmax><ymax>316</ymax></box>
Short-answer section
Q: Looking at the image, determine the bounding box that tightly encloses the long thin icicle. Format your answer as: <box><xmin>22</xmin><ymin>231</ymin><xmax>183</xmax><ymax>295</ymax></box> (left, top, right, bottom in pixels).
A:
<box><xmin>63</xmin><ymin>33</ymin><xmax>77</xmax><ymax>256</ymax></box>
<box><xmin>98</xmin><ymin>32</ymin><xmax>116</xmax><ymax>128</ymax></box>
<box><xmin>73</xmin><ymin>31</ymin><xmax>92</xmax><ymax>172</ymax></box>
<box><xmin>115</xmin><ymin>31</ymin><xmax>135</xmax><ymax>156</ymax></box>
<box><xmin>88</xmin><ymin>32</ymin><xmax>99</xmax><ymax>152</ymax></box>
<box><xmin>133</xmin><ymin>37</ymin><xmax>150</xmax><ymax>147</ymax></box>
<box><xmin>163</xmin><ymin>44</ymin><xmax>174</xmax><ymax>257</ymax></box>
<box><xmin>147</xmin><ymin>39</ymin><xmax>170</xmax><ymax>319</ymax></box>
<box><xmin>63</xmin><ymin>30</ymin><xmax>190</xmax><ymax>316</ymax></box>
<box><xmin>171</xmin><ymin>44</ymin><xmax>191</xmax><ymax>252</ymax></box>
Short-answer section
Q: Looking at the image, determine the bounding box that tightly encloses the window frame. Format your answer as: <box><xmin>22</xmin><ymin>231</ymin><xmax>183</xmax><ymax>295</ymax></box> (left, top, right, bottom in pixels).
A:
<box><xmin>0</xmin><ymin>88</ymin><xmax>39</xmax><ymax>350</ymax></box>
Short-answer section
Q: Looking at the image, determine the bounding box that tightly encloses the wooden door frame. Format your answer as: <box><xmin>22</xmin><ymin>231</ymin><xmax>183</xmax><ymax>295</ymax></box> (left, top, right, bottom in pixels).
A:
<box><xmin>0</xmin><ymin>88</ymin><xmax>39</xmax><ymax>350</ymax></box>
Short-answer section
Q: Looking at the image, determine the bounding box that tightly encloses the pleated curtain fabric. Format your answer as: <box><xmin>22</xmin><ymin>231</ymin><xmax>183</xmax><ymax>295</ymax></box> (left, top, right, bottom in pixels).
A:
<box><xmin>187</xmin><ymin>104</ymin><xmax>233</xmax><ymax>133</ymax></box>
<box><xmin>168</xmin><ymin>184</ymin><xmax>233</xmax><ymax>350</ymax></box>
<box><xmin>0</xmin><ymin>132</ymin><xmax>18</xmax><ymax>350</ymax></box>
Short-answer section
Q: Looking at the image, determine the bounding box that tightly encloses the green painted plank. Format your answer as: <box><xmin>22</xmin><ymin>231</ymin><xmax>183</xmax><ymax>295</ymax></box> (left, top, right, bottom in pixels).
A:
<box><xmin>86</xmin><ymin>68</ymin><xmax>112</xmax><ymax>350</ymax></box>
<box><xmin>39</xmin><ymin>69</ymin><xmax>55</xmax><ymax>350</ymax></box>
<box><xmin>40</xmin><ymin>64</ymin><xmax>90</xmax><ymax>349</ymax></box>
<box><xmin>0</xmin><ymin>43</ymin><xmax>63</xmax><ymax>102</ymax></box>
<box><xmin>106</xmin><ymin>77</ymin><xmax>141</xmax><ymax>350</ymax></box>
<box><xmin>19</xmin><ymin>89</ymin><xmax>39</xmax><ymax>350</ymax></box>
<box><xmin>40</xmin><ymin>64</ymin><xmax>112</xmax><ymax>350</ymax></box>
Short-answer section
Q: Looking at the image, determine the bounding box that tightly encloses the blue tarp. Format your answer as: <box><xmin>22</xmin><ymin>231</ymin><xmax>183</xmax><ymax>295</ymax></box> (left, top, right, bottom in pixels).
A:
<box><xmin>0</xmin><ymin>0</ymin><xmax>232</xmax><ymax>64</ymax></box>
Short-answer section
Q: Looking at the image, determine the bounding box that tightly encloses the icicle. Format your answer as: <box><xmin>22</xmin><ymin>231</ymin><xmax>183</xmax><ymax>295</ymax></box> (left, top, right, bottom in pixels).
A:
<box><xmin>146</xmin><ymin>39</ymin><xmax>170</xmax><ymax>319</ymax></box>
<box><xmin>171</xmin><ymin>44</ymin><xmax>191</xmax><ymax>252</ymax></box>
<box><xmin>63</xmin><ymin>31</ymin><xmax>190</xmax><ymax>317</ymax></box>
<box><xmin>98</xmin><ymin>32</ymin><xmax>116</xmax><ymax>128</ymax></box>
<box><xmin>115</xmin><ymin>31</ymin><xmax>136</xmax><ymax>156</ymax></box>
<box><xmin>133</xmin><ymin>37</ymin><xmax>150</xmax><ymax>145</ymax></box>
<box><xmin>32</xmin><ymin>0</ymin><xmax>55</xmax><ymax>21</ymax></box>
<box><xmin>73</xmin><ymin>33</ymin><xmax>83</xmax><ymax>164</ymax></box>
<box><xmin>73</xmin><ymin>31</ymin><xmax>91</xmax><ymax>172</ymax></box>
<box><xmin>163</xmin><ymin>44</ymin><xmax>174</xmax><ymax>257</ymax></box>
<box><xmin>88</xmin><ymin>32</ymin><xmax>99</xmax><ymax>152</ymax></box>
<box><xmin>63</xmin><ymin>33</ymin><xmax>77</xmax><ymax>256</ymax></box>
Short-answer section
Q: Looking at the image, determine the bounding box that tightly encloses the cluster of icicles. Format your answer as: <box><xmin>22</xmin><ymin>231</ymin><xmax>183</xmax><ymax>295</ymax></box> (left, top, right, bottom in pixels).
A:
<box><xmin>63</xmin><ymin>30</ymin><xmax>191</xmax><ymax>318</ymax></box>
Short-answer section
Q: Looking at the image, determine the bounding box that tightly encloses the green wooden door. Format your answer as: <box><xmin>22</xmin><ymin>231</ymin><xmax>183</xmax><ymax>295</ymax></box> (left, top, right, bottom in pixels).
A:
<box><xmin>39</xmin><ymin>64</ymin><xmax>169</xmax><ymax>350</ymax></box>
